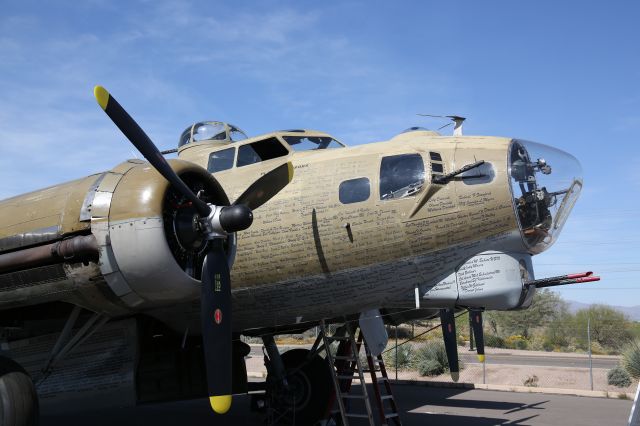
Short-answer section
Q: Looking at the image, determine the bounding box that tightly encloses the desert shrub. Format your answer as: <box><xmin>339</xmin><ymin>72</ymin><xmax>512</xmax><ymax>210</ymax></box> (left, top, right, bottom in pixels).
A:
<box><xmin>418</xmin><ymin>359</ymin><xmax>445</xmax><ymax>377</ymax></box>
<box><xmin>608</xmin><ymin>365</ymin><xmax>632</xmax><ymax>387</ymax></box>
<box><xmin>457</xmin><ymin>334</ymin><xmax>467</xmax><ymax>346</ymax></box>
<box><xmin>505</xmin><ymin>335</ymin><xmax>529</xmax><ymax>350</ymax></box>
<box><xmin>484</xmin><ymin>333</ymin><xmax>505</xmax><ymax>348</ymax></box>
<box><xmin>528</xmin><ymin>332</ymin><xmax>546</xmax><ymax>351</ymax></box>
<box><xmin>589</xmin><ymin>341</ymin><xmax>607</xmax><ymax>355</ymax></box>
<box><xmin>413</xmin><ymin>341</ymin><xmax>463</xmax><ymax>375</ymax></box>
<box><xmin>383</xmin><ymin>344</ymin><xmax>414</xmax><ymax>370</ymax></box>
<box><xmin>523</xmin><ymin>375</ymin><xmax>538</xmax><ymax>387</ymax></box>
<box><xmin>542</xmin><ymin>338</ymin><xmax>555</xmax><ymax>352</ymax></box>
<box><xmin>387</xmin><ymin>325</ymin><xmax>413</xmax><ymax>339</ymax></box>
<box><xmin>622</xmin><ymin>340</ymin><xmax>640</xmax><ymax>379</ymax></box>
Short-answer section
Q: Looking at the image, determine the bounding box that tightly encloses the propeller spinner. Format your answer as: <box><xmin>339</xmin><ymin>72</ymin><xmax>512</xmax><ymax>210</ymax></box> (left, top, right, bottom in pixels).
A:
<box><xmin>94</xmin><ymin>86</ymin><xmax>293</xmax><ymax>414</ymax></box>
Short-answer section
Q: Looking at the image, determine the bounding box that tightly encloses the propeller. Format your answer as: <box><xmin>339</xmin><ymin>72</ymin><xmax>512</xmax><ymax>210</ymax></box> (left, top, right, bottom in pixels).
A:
<box><xmin>469</xmin><ymin>309</ymin><xmax>485</xmax><ymax>362</ymax></box>
<box><xmin>439</xmin><ymin>308</ymin><xmax>460</xmax><ymax>382</ymax></box>
<box><xmin>94</xmin><ymin>86</ymin><xmax>293</xmax><ymax>414</ymax></box>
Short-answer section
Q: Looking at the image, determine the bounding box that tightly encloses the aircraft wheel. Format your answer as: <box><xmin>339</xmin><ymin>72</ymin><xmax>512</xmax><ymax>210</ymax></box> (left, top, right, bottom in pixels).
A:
<box><xmin>0</xmin><ymin>356</ymin><xmax>39</xmax><ymax>426</ymax></box>
<box><xmin>267</xmin><ymin>348</ymin><xmax>332</xmax><ymax>425</ymax></box>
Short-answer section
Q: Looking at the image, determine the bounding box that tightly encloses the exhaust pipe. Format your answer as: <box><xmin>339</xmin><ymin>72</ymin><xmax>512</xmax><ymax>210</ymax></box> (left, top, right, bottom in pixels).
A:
<box><xmin>0</xmin><ymin>235</ymin><xmax>99</xmax><ymax>274</ymax></box>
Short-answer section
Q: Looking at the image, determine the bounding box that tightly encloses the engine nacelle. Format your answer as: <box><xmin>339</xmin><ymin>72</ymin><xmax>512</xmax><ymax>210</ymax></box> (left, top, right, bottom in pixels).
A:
<box><xmin>91</xmin><ymin>159</ymin><xmax>231</xmax><ymax>309</ymax></box>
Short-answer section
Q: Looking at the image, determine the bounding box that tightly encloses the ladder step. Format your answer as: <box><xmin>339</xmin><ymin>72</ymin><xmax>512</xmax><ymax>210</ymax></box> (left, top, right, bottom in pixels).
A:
<box><xmin>340</xmin><ymin>394</ymin><xmax>367</xmax><ymax>399</ymax></box>
<box><xmin>385</xmin><ymin>413</ymin><xmax>399</xmax><ymax>419</ymax></box>
<box><xmin>345</xmin><ymin>413</ymin><xmax>370</xmax><ymax>419</ymax></box>
<box><xmin>380</xmin><ymin>395</ymin><xmax>394</xmax><ymax>400</ymax></box>
<box><xmin>330</xmin><ymin>335</ymin><xmax>351</xmax><ymax>341</ymax></box>
<box><xmin>337</xmin><ymin>374</ymin><xmax>357</xmax><ymax>380</ymax></box>
<box><xmin>334</xmin><ymin>356</ymin><xmax>358</xmax><ymax>361</ymax></box>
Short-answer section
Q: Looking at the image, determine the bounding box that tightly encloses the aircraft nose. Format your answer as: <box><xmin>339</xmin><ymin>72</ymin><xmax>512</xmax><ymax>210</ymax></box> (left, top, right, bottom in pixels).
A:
<box><xmin>508</xmin><ymin>139</ymin><xmax>582</xmax><ymax>254</ymax></box>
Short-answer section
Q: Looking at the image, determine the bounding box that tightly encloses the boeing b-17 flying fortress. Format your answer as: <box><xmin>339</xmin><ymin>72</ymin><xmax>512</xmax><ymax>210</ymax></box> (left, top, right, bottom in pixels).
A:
<box><xmin>0</xmin><ymin>86</ymin><xmax>597</xmax><ymax>425</ymax></box>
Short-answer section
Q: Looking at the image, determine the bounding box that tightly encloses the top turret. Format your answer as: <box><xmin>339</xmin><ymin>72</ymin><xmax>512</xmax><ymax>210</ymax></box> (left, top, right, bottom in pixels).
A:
<box><xmin>178</xmin><ymin>121</ymin><xmax>248</xmax><ymax>154</ymax></box>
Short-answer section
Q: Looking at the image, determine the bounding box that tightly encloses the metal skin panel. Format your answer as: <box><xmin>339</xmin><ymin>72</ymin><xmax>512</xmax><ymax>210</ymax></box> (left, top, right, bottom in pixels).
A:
<box><xmin>449</xmin><ymin>250</ymin><xmax>535</xmax><ymax>310</ymax></box>
<box><xmin>108</xmin><ymin>217</ymin><xmax>200</xmax><ymax>303</ymax></box>
<box><xmin>0</xmin><ymin>175</ymin><xmax>97</xmax><ymax>252</ymax></box>
<box><xmin>203</xmin><ymin>134</ymin><xmax>517</xmax><ymax>288</ymax></box>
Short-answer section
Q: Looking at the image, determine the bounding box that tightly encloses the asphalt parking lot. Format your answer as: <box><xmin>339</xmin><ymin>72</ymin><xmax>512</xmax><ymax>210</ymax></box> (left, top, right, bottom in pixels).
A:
<box><xmin>42</xmin><ymin>383</ymin><xmax>633</xmax><ymax>426</ymax></box>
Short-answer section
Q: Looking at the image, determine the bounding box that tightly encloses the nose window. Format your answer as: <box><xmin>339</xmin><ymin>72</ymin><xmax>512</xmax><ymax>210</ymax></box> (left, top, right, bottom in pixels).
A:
<box><xmin>380</xmin><ymin>154</ymin><xmax>425</xmax><ymax>200</ymax></box>
<box><xmin>509</xmin><ymin>139</ymin><xmax>582</xmax><ymax>253</ymax></box>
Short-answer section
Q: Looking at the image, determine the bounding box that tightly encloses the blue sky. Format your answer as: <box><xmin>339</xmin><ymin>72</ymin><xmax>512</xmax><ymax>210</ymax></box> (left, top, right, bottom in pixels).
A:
<box><xmin>1</xmin><ymin>1</ymin><xmax>638</xmax><ymax>307</ymax></box>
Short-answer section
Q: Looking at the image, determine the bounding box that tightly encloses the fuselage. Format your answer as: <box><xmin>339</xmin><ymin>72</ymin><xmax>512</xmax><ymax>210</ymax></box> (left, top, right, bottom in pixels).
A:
<box><xmin>0</xmin><ymin>128</ymin><xmax>582</xmax><ymax>335</ymax></box>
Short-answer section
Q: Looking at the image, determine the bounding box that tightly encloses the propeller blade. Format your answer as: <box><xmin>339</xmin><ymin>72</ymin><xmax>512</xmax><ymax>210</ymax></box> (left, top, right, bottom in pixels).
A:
<box><xmin>200</xmin><ymin>240</ymin><xmax>233</xmax><ymax>414</ymax></box>
<box><xmin>93</xmin><ymin>85</ymin><xmax>211</xmax><ymax>218</ymax></box>
<box><xmin>439</xmin><ymin>308</ymin><xmax>460</xmax><ymax>382</ymax></box>
<box><xmin>233</xmin><ymin>162</ymin><xmax>294</xmax><ymax>210</ymax></box>
<box><xmin>469</xmin><ymin>309</ymin><xmax>485</xmax><ymax>362</ymax></box>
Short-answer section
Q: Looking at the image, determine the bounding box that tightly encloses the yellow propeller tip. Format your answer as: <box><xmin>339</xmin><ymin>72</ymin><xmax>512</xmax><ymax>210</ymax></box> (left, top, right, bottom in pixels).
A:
<box><xmin>477</xmin><ymin>354</ymin><xmax>485</xmax><ymax>363</ymax></box>
<box><xmin>210</xmin><ymin>395</ymin><xmax>232</xmax><ymax>414</ymax></box>
<box><xmin>94</xmin><ymin>85</ymin><xmax>110</xmax><ymax>110</ymax></box>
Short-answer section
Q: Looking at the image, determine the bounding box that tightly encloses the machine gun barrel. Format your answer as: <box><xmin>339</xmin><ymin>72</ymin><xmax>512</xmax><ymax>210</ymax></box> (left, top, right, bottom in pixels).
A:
<box><xmin>525</xmin><ymin>271</ymin><xmax>600</xmax><ymax>289</ymax></box>
<box><xmin>432</xmin><ymin>160</ymin><xmax>485</xmax><ymax>184</ymax></box>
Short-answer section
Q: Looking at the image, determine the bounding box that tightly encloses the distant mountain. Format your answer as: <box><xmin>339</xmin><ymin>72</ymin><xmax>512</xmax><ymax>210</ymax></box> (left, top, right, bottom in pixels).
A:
<box><xmin>566</xmin><ymin>300</ymin><xmax>640</xmax><ymax>321</ymax></box>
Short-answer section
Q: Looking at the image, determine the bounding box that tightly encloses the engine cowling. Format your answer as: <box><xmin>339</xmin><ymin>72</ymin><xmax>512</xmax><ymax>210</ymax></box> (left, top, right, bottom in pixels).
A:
<box><xmin>92</xmin><ymin>159</ymin><xmax>233</xmax><ymax>309</ymax></box>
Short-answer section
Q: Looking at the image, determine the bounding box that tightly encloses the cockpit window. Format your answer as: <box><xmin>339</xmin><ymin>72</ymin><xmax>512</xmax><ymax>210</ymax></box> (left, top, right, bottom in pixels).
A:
<box><xmin>229</xmin><ymin>126</ymin><xmax>248</xmax><ymax>142</ymax></box>
<box><xmin>208</xmin><ymin>147</ymin><xmax>235</xmax><ymax>173</ymax></box>
<box><xmin>282</xmin><ymin>136</ymin><xmax>344</xmax><ymax>151</ymax></box>
<box><xmin>380</xmin><ymin>154</ymin><xmax>425</xmax><ymax>200</ymax></box>
<box><xmin>237</xmin><ymin>137</ymin><xmax>290</xmax><ymax>167</ymax></box>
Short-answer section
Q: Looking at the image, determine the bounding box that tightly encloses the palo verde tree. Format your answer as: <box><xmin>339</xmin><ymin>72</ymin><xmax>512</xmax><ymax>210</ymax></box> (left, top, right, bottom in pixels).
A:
<box><xmin>573</xmin><ymin>305</ymin><xmax>632</xmax><ymax>351</ymax></box>
<box><xmin>485</xmin><ymin>290</ymin><xmax>567</xmax><ymax>339</ymax></box>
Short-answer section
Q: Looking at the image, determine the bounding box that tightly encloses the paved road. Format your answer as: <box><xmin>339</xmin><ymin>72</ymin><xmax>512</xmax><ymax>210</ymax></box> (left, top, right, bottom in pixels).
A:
<box><xmin>41</xmin><ymin>384</ymin><xmax>633</xmax><ymax>426</ymax></box>
<box><xmin>457</xmin><ymin>351</ymin><xmax>619</xmax><ymax>369</ymax></box>
<box><xmin>247</xmin><ymin>345</ymin><xmax>620</xmax><ymax>371</ymax></box>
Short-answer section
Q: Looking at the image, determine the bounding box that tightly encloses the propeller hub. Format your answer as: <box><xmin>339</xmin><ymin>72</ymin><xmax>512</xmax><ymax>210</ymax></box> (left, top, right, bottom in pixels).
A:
<box><xmin>220</xmin><ymin>205</ymin><xmax>254</xmax><ymax>233</ymax></box>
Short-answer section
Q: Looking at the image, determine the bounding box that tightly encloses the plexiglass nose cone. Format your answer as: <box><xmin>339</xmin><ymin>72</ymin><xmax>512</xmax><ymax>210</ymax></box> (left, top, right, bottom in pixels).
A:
<box><xmin>509</xmin><ymin>140</ymin><xmax>582</xmax><ymax>254</ymax></box>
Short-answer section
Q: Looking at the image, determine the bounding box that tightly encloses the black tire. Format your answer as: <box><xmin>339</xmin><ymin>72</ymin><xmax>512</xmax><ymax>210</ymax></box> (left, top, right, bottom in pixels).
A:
<box><xmin>267</xmin><ymin>348</ymin><xmax>332</xmax><ymax>425</ymax></box>
<box><xmin>0</xmin><ymin>357</ymin><xmax>39</xmax><ymax>426</ymax></box>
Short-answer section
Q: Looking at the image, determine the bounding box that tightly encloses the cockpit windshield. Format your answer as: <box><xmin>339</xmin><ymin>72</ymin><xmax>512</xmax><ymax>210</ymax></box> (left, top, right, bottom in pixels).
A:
<box><xmin>509</xmin><ymin>139</ymin><xmax>582</xmax><ymax>253</ymax></box>
<box><xmin>282</xmin><ymin>136</ymin><xmax>345</xmax><ymax>151</ymax></box>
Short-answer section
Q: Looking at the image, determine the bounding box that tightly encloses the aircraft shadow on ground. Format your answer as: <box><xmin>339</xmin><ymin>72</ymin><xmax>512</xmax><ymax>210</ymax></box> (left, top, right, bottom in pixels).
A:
<box><xmin>402</xmin><ymin>412</ymin><xmax>540</xmax><ymax>426</ymax></box>
<box><xmin>41</xmin><ymin>386</ymin><xmax>551</xmax><ymax>426</ymax></box>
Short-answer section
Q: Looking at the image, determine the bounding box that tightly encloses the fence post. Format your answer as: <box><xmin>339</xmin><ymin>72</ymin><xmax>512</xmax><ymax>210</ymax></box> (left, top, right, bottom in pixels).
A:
<box><xmin>588</xmin><ymin>316</ymin><xmax>593</xmax><ymax>391</ymax></box>
<box><xmin>483</xmin><ymin>357</ymin><xmax>486</xmax><ymax>385</ymax></box>
<box><xmin>469</xmin><ymin>313</ymin><xmax>475</xmax><ymax>351</ymax></box>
